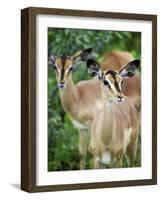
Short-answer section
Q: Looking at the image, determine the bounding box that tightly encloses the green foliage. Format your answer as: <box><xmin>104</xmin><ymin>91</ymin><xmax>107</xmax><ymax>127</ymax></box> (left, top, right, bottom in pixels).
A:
<box><xmin>48</xmin><ymin>28</ymin><xmax>141</xmax><ymax>171</ymax></box>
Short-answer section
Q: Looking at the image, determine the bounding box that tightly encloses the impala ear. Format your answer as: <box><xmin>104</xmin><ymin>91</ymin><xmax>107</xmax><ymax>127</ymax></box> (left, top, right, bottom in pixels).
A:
<box><xmin>119</xmin><ymin>59</ymin><xmax>140</xmax><ymax>78</ymax></box>
<box><xmin>48</xmin><ymin>53</ymin><xmax>56</xmax><ymax>65</ymax></box>
<box><xmin>72</xmin><ymin>48</ymin><xmax>92</xmax><ymax>64</ymax></box>
<box><xmin>86</xmin><ymin>59</ymin><xmax>102</xmax><ymax>79</ymax></box>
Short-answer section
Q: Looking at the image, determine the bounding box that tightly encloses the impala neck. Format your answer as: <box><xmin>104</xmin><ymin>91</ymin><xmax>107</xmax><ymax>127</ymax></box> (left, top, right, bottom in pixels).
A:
<box><xmin>101</xmin><ymin>84</ymin><xmax>114</xmax><ymax>107</ymax></box>
<box><xmin>103</xmin><ymin>99</ymin><xmax>114</xmax><ymax>123</ymax></box>
<box><xmin>100</xmin><ymin>85</ymin><xmax>114</xmax><ymax>138</ymax></box>
<box><xmin>99</xmin><ymin>100</ymin><xmax>114</xmax><ymax>143</ymax></box>
<box><xmin>59</xmin><ymin>75</ymin><xmax>79</xmax><ymax>117</ymax></box>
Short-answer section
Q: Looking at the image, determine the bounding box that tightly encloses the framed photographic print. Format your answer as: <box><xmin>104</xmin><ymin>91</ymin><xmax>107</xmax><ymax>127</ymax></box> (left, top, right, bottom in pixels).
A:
<box><xmin>21</xmin><ymin>7</ymin><xmax>157</xmax><ymax>192</ymax></box>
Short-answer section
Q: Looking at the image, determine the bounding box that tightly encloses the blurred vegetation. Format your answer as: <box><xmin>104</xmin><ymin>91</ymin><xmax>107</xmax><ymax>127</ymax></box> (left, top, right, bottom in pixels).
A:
<box><xmin>48</xmin><ymin>28</ymin><xmax>141</xmax><ymax>171</ymax></box>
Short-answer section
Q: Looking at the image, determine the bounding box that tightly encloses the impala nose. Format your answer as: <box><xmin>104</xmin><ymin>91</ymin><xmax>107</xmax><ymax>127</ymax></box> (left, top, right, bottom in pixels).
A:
<box><xmin>117</xmin><ymin>94</ymin><xmax>123</xmax><ymax>102</ymax></box>
<box><xmin>58</xmin><ymin>82</ymin><xmax>65</xmax><ymax>89</ymax></box>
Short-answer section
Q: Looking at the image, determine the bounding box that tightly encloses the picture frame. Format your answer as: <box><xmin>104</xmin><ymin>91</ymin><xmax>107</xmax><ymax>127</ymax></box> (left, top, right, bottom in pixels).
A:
<box><xmin>21</xmin><ymin>7</ymin><xmax>157</xmax><ymax>192</ymax></box>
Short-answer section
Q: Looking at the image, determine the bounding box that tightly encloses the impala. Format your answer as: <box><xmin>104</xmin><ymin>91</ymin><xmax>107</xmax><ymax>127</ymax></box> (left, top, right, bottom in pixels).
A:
<box><xmin>49</xmin><ymin>48</ymin><xmax>102</xmax><ymax>169</ymax></box>
<box><xmin>49</xmin><ymin>48</ymin><xmax>140</xmax><ymax>169</ymax></box>
<box><xmin>86</xmin><ymin>59</ymin><xmax>139</xmax><ymax>168</ymax></box>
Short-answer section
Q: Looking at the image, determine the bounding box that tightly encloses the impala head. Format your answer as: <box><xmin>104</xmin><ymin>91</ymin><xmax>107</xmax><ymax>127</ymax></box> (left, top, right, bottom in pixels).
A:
<box><xmin>49</xmin><ymin>48</ymin><xmax>92</xmax><ymax>89</ymax></box>
<box><xmin>87</xmin><ymin>59</ymin><xmax>140</xmax><ymax>103</ymax></box>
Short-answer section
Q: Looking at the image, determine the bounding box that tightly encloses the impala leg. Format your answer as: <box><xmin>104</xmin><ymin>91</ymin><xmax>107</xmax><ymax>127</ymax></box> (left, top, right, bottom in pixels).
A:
<box><xmin>116</xmin><ymin>155</ymin><xmax>123</xmax><ymax>168</ymax></box>
<box><xmin>127</xmin><ymin>138</ymin><xmax>138</xmax><ymax>167</ymax></box>
<box><xmin>116</xmin><ymin>159</ymin><xmax>122</xmax><ymax>168</ymax></box>
<box><xmin>127</xmin><ymin>106</ymin><xmax>139</xmax><ymax>167</ymax></box>
<box><xmin>126</xmin><ymin>128</ymin><xmax>138</xmax><ymax>167</ymax></box>
<box><xmin>78</xmin><ymin>129</ymin><xmax>88</xmax><ymax>170</ymax></box>
<box><xmin>93</xmin><ymin>156</ymin><xmax>101</xmax><ymax>169</ymax></box>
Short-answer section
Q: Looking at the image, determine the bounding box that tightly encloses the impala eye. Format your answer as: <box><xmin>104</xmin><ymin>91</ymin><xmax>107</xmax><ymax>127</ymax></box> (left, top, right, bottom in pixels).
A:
<box><xmin>53</xmin><ymin>65</ymin><xmax>57</xmax><ymax>70</ymax></box>
<box><xmin>69</xmin><ymin>67</ymin><xmax>73</xmax><ymax>72</ymax></box>
<box><xmin>103</xmin><ymin>80</ymin><xmax>109</xmax><ymax>86</ymax></box>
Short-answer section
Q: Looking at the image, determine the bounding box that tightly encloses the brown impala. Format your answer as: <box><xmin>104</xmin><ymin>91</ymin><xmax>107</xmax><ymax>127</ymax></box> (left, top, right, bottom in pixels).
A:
<box><xmin>86</xmin><ymin>59</ymin><xmax>139</xmax><ymax>168</ymax></box>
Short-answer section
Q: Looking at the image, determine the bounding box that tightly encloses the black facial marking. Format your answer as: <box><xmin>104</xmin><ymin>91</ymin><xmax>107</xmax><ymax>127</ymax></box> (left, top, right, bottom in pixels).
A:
<box><xmin>105</xmin><ymin>70</ymin><xmax>122</xmax><ymax>92</ymax></box>
<box><xmin>59</xmin><ymin>56</ymin><xmax>71</xmax><ymax>81</ymax></box>
<box><xmin>70</xmin><ymin>66</ymin><xmax>73</xmax><ymax>70</ymax></box>
<box><xmin>115</xmin><ymin>81</ymin><xmax>121</xmax><ymax>93</ymax></box>
<box><xmin>59</xmin><ymin>56</ymin><xmax>65</xmax><ymax>81</ymax></box>
<box><xmin>103</xmin><ymin>80</ymin><xmax>111</xmax><ymax>90</ymax></box>
<box><xmin>103</xmin><ymin>80</ymin><xmax>109</xmax><ymax>86</ymax></box>
<box><xmin>66</xmin><ymin>67</ymin><xmax>73</xmax><ymax>76</ymax></box>
<box><xmin>61</xmin><ymin>56</ymin><xmax>66</xmax><ymax>66</ymax></box>
<box><xmin>60</xmin><ymin>66</ymin><xmax>65</xmax><ymax>81</ymax></box>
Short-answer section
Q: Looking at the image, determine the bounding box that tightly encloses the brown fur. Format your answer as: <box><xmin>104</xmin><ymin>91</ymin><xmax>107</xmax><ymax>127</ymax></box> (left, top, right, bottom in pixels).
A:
<box><xmin>59</xmin><ymin>76</ymin><xmax>101</xmax><ymax>124</ymax></box>
<box><xmin>101</xmin><ymin>51</ymin><xmax>134</xmax><ymax>71</ymax></box>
